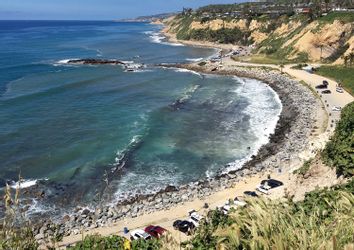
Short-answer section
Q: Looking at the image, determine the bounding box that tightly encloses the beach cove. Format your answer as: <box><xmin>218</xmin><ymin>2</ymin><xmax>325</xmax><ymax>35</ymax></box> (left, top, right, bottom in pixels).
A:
<box><xmin>55</xmin><ymin>61</ymin><xmax>331</xmax><ymax>247</ymax></box>
<box><xmin>1</xmin><ymin>21</ymin><xmax>351</xmax><ymax>247</ymax></box>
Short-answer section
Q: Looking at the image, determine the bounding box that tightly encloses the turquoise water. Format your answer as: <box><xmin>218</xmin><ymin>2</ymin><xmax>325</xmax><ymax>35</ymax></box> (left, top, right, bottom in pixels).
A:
<box><xmin>0</xmin><ymin>21</ymin><xmax>281</xmax><ymax>207</ymax></box>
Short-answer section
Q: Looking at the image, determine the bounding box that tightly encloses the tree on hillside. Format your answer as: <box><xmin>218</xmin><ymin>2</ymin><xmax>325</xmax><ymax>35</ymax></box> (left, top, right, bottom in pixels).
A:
<box><xmin>342</xmin><ymin>54</ymin><xmax>349</xmax><ymax>66</ymax></box>
<box><xmin>312</xmin><ymin>34</ymin><xmax>327</xmax><ymax>61</ymax></box>
<box><xmin>349</xmin><ymin>52</ymin><xmax>354</xmax><ymax>66</ymax></box>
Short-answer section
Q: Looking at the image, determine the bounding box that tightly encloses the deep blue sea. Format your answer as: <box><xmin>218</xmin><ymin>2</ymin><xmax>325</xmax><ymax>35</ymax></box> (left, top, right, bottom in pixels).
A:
<box><xmin>0</xmin><ymin>21</ymin><xmax>281</xmax><ymax>212</ymax></box>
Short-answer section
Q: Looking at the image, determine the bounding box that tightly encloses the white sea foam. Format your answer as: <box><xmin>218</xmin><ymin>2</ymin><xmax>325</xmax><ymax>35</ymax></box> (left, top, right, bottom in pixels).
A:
<box><xmin>125</xmin><ymin>69</ymin><xmax>153</xmax><ymax>73</ymax></box>
<box><xmin>56</xmin><ymin>59</ymin><xmax>77</xmax><ymax>64</ymax></box>
<box><xmin>112</xmin><ymin>163</ymin><xmax>182</xmax><ymax>202</ymax></box>
<box><xmin>112</xmin><ymin>134</ymin><xmax>143</xmax><ymax>171</ymax></box>
<box><xmin>145</xmin><ymin>31</ymin><xmax>184</xmax><ymax>47</ymax></box>
<box><xmin>205</xmin><ymin>170</ymin><xmax>215</xmax><ymax>179</ymax></box>
<box><xmin>186</xmin><ymin>57</ymin><xmax>204</xmax><ymax>62</ymax></box>
<box><xmin>52</xmin><ymin>58</ymin><xmax>81</xmax><ymax>67</ymax></box>
<box><xmin>224</xmin><ymin>77</ymin><xmax>282</xmax><ymax>173</ymax></box>
<box><xmin>174</xmin><ymin>68</ymin><xmax>203</xmax><ymax>78</ymax></box>
<box><xmin>25</xmin><ymin>198</ymin><xmax>54</xmax><ymax>217</ymax></box>
<box><xmin>9</xmin><ymin>178</ymin><xmax>48</xmax><ymax>189</ymax></box>
<box><xmin>121</xmin><ymin>60</ymin><xmax>134</xmax><ymax>64</ymax></box>
<box><xmin>180</xmin><ymin>84</ymin><xmax>200</xmax><ymax>102</ymax></box>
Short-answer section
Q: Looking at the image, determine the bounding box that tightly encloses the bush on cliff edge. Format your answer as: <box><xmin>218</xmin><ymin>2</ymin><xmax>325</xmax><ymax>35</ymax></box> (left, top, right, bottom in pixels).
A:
<box><xmin>322</xmin><ymin>101</ymin><xmax>354</xmax><ymax>177</ymax></box>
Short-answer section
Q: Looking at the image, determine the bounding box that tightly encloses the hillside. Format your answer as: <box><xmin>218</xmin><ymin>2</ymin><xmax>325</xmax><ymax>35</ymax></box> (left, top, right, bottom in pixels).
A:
<box><xmin>163</xmin><ymin>11</ymin><xmax>354</xmax><ymax>64</ymax></box>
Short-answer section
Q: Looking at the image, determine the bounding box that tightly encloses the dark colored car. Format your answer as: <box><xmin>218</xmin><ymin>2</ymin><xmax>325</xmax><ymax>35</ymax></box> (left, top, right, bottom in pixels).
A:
<box><xmin>144</xmin><ymin>225</ymin><xmax>166</xmax><ymax>238</ymax></box>
<box><xmin>173</xmin><ymin>220</ymin><xmax>194</xmax><ymax>234</ymax></box>
<box><xmin>323</xmin><ymin>80</ymin><xmax>329</xmax><ymax>86</ymax></box>
<box><xmin>260</xmin><ymin>179</ymin><xmax>283</xmax><ymax>188</ymax></box>
<box><xmin>315</xmin><ymin>84</ymin><xmax>327</xmax><ymax>89</ymax></box>
<box><xmin>321</xmin><ymin>90</ymin><xmax>331</xmax><ymax>94</ymax></box>
<box><xmin>243</xmin><ymin>191</ymin><xmax>258</xmax><ymax>197</ymax></box>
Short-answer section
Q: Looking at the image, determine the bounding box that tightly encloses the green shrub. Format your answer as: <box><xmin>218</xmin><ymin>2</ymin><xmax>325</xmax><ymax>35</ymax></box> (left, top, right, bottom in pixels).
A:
<box><xmin>186</xmin><ymin>27</ymin><xmax>252</xmax><ymax>45</ymax></box>
<box><xmin>68</xmin><ymin>234</ymin><xmax>125</xmax><ymax>249</ymax></box>
<box><xmin>319</xmin><ymin>12</ymin><xmax>354</xmax><ymax>23</ymax></box>
<box><xmin>293</xmin><ymin>158</ymin><xmax>313</xmax><ymax>176</ymax></box>
<box><xmin>294</xmin><ymin>179</ymin><xmax>354</xmax><ymax>222</ymax></box>
<box><xmin>322</xmin><ymin>102</ymin><xmax>354</xmax><ymax>177</ymax></box>
<box><xmin>68</xmin><ymin>234</ymin><xmax>162</xmax><ymax>250</ymax></box>
<box><xmin>295</xmin><ymin>51</ymin><xmax>309</xmax><ymax>63</ymax></box>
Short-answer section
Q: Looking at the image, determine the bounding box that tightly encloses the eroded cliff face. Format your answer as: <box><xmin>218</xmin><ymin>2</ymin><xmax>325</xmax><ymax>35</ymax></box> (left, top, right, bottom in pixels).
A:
<box><xmin>163</xmin><ymin>14</ymin><xmax>354</xmax><ymax>64</ymax></box>
<box><xmin>290</xmin><ymin>20</ymin><xmax>353</xmax><ymax>61</ymax></box>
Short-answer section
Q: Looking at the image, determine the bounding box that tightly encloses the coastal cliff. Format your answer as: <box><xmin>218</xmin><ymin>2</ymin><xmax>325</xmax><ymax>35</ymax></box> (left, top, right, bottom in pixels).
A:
<box><xmin>162</xmin><ymin>12</ymin><xmax>354</xmax><ymax>64</ymax></box>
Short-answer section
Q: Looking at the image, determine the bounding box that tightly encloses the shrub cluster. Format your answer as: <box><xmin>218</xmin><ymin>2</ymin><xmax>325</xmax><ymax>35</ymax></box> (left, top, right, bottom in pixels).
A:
<box><xmin>322</xmin><ymin>102</ymin><xmax>354</xmax><ymax>177</ymax></box>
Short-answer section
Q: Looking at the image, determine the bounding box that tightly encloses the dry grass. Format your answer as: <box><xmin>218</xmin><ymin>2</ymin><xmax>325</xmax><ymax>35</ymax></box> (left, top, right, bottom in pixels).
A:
<box><xmin>0</xmin><ymin>181</ymin><xmax>39</xmax><ymax>250</ymax></box>
<box><xmin>213</xmin><ymin>192</ymin><xmax>354</xmax><ymax>249</ymax></box>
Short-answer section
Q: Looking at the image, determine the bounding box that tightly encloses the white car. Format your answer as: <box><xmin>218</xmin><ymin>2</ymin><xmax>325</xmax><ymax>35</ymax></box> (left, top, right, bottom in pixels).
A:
<box><xmin>220</xmin><ymin>205</ymin><xmax>231</xmax><ymax>215</ymax></box>
<box><xmin>188</xmin><ymin>211</ymin><xmax>203</xmax><ymax>227</ymax></box>
<box><xmin>130</xmin><ymin>229</ymin><xmax>152</xmax><ymax>241</ymax></box>
<box><xmin>256</xmin><ymin>179</ymin><xmax>284</xmax><ymax>195</ymax></box>
<box><xmin>233</xmin><ymin>197</ymin><xmax>247</xmax><ymax>207</ymax></box>
<box><xmin>256</xmin><ymin>184</ymin><xmax>269</xmax><ymax>194</ymax></box>
<box><xmin>336</xmin><ymin>87</ymin><xmax>344</xmax><ymax>93</ymax></box>
<box><xmin>219</xmin><ymin>203</ymin><xmax>239</xmax><ymax>215</ymax></box>
<box><xmin>332</xmin><ymin>106</ymin><xmax>341</xmax><ymax>112</ymax></box>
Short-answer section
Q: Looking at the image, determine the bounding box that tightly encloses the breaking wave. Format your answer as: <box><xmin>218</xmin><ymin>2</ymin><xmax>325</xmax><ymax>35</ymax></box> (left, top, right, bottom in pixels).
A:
<box><xmin>144</xmin><ymin>31</ymin><xmax>184</xmax><ymax>47</ymax></box>
<box><xmin>224</xmin><ymin>77</ymin><xmax>282</xmax><ymax>172</ymax></box>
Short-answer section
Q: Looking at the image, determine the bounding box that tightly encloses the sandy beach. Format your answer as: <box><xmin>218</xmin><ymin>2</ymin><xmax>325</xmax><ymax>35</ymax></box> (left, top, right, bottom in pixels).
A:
<box><xmin>38</xmin><ymin>28</ymin><xmax>353</xmax><ymax>248</ymax></box>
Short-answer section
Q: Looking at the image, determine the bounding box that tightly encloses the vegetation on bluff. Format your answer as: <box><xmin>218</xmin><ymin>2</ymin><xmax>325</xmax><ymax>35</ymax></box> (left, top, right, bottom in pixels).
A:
<box><xmin>67</xmin><ymin>234</ymin><xmax>162</xmax><ymax>250</ymax></box>
<box><xmin>322</xmin><ymin>101</ymin><xmax>354</xmax><ymax>177</ymax></box>
<box><xmin>166</xmin><ymin>5</ymin><xmax>354</xmax><ymax>64</ymax></box>
<box><xmin>185</xmin><ymin>27</ymin><xmax>253</xmax><ymax>45</ymax></box>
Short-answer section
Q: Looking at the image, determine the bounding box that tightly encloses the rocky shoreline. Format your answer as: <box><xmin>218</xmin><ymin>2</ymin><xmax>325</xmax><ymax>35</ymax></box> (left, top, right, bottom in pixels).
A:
<box><xmin>31</xmin><ymin>63</ymin><xmax>322</xmax><ymax>244</ymax></box>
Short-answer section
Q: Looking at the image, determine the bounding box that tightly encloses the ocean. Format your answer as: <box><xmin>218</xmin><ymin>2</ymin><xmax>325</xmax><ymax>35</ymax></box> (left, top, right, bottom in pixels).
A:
<box><xmin>0</xmin><ymin>21</ymin><xmax>281</xmax><ymax>214</ymax></box>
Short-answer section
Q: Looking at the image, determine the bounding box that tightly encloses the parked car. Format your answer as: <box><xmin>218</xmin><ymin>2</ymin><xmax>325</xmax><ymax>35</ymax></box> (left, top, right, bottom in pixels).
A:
<box><xmin>336</xmin><ymin>87</ymin><xmax>344</xmax><ymax>93</ymax></box>
<box><xmin>130</xmin><ymin>229</ymin><xmax>152</xmax><ymax>241</ymax></box>
<box><xmin>321</xmin><ymin>90</ymin><xmax>331</xmax><ymax>94</ymax></box>
<box><xmin>315</xmin><ymin>84</ymin><xmax>327</xmax><ymax>89</ymax></box>
<box><xmin>233</xmin><ymin>197</ymin><xmax>247</xmax><ymax>207</ymax></box>
<box><xmin>220</xmin><ymin>205</ymin><xmax>233</xmax><ymax>214</ymax></box>
<box><xmin>243</xmin><ymin>191</ymin><xmax>258</xmax><ymax>197</ymax></box>
<box><xmin>323</xmin><ymin>80</ymin><xmax>329</xmax><ymax>86</ymax></box>
<box><xmin>188</xmin><ymin>211</ymin><xmax>204</xmax><ymax>227</ymax></box>
<box><xmin>144</xmin><ymin>225</ymin><xmax>166</xmax><ymax>238</ymax></box>
<box><xmin>173</xmin><ymin>220</ymin><xmax>194</xmax><ymax>234</ymax></box>
<box><xmin>257</xmin><ymin>179</ymin><xmax>284</xmax><ymax>194</ymax></box>
<box><xmin>332</xmin><ymin>106</ymin><xmax>342</xmax><ymax>112</ymax></box>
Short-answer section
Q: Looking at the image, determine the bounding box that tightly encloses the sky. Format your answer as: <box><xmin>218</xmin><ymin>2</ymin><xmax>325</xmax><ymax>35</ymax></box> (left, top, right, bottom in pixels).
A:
<box><xmin>0</xmin><ymin>0</ymin><xmax>244</xmax><ymax>20</ymax></box>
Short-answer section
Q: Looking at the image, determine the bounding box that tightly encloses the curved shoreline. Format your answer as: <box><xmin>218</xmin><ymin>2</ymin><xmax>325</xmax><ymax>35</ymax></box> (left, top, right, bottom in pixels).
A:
<box><xmin>13</xmin><ymin>25</ymin><xmax>325</xmax><ymax>244</ymax></box>
<box><xmin>32</xmin><ymin>60</ymin><xmax>323</xmax><ymax>245</ymax></box>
